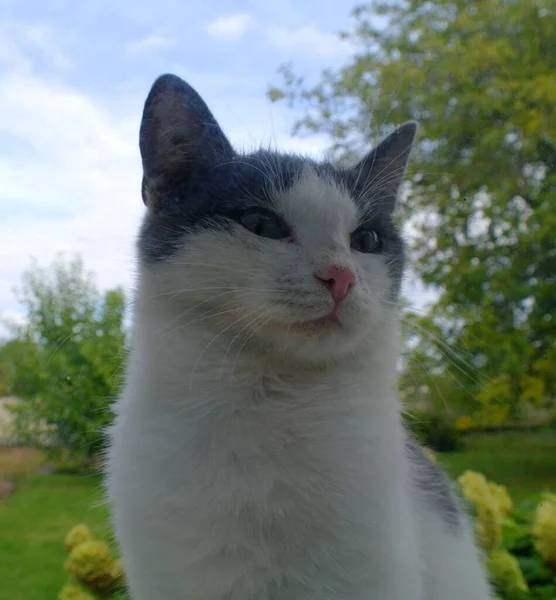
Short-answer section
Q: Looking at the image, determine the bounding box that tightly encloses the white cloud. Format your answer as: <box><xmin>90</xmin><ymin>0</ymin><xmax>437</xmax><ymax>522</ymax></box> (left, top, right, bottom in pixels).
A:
<box><xmin>124</xmin><ymin>34</ymin><xmax>176</xmax><ymax>56</ymax></box>
<box><xmin>0</xmin><ymin>71</ymin><xmax>143</xmax><ymax>328</ymax></box>
<box><xmin>267</xmin><ymin>25</ymin><xmax>353</xmax><ymax>58</ymax></box>
<box><xmin>24</xmin><ymin>22</ymin><xmax>73</xmax><ymax>71</ymax></box>
<box><xmin>0</xmin><ymin>19</ymin><xmax>72</xmax><ymax>72</ymax></box>
<box><xmin>206</xmin><ymin>13</ymin><xmax>254</xmax><ymax>41</ymax></box>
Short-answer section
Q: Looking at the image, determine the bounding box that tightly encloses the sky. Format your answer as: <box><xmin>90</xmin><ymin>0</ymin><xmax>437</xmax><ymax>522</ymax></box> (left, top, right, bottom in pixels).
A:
<box><xmin>0</xmin><ymin>0</ymin><xmax>432</xmax><ymax>336</ymax></box>
<box><xmin>0</xmin><ymin>0</ymin><xmax>363</xmax><ymax>332</ymax></box>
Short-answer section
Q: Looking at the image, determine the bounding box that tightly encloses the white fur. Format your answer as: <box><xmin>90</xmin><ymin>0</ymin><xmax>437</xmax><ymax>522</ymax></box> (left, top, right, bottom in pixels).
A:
<box><xmin>106</xmin><ymin>170</ymin><xmax>493</xmax><ymax>599</ymax></box>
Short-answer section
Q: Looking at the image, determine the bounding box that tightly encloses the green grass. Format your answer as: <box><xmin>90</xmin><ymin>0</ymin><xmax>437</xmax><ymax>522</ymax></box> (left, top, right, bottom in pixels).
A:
<box><xmin>0</xmin><ymin>474</ymin><xmax>110</xmax><ymax>600</ymax></box>
<box><xmin>439</xmin><ymin>429</ymin><xmax>556</xmax><ymax>501</ymax></box>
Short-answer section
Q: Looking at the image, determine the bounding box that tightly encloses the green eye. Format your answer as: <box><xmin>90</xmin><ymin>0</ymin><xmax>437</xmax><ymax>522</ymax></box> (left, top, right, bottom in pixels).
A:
<box><xmin>350</xmin><ymin>228</ymin><xmax>381</xmax><ymax>253</ymax></box>
<box><xmin>238</xmin><ymin>208</ymin><xmax>290</xmax><ymax>240</ymax></box>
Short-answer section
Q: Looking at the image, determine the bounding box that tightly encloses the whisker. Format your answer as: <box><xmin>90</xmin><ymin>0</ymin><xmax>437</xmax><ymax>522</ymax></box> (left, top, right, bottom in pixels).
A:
<box><xmin>151</xmin><ymin>285</ymin><xmax>283</xmax><ymax>299</ymax></box>
<box><xmin>188</xmin><ymin>306</ymin><xmax>269</xmax><ymax>392</ymax></box>
<box><xmin>168</xmin><ymin>261</ymin><xmax>261</xmax><ymax>276</ymax></box>
<box><xmin>220</xmin><ymin>305</ymin><xmax>279</xmax><ymax>382</ymax></box>
<box><xmin>409</xmin><ymin>320</ymin><xmax>491</xmax><ymax>385</ymax></box>
<box><xmin>154</xmin><ymin>292</ymin><xmax>238</xmax><ymax>338</ymax></box>
<box><xmin>231</xmin><ymin>307</ymin><xmax>281</xmax><ymax>376</ymax></box>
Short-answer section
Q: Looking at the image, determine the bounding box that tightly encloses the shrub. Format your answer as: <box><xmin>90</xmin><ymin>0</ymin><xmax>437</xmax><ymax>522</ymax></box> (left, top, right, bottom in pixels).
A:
<box><xmin>65</xmin><ymin>525</ymin><xmax>92</xmax><ymax>552</ymax></box>
<box><xmin>533</xmin><ymin>494</ymin><xmax>556</xmax><ymax>569</ymax></box>
<box><xmin>404</xmin><ymin>411</ymin><xmax>464</xmax><ymax>452</ymax></box>
<box><xmin>486</xmin><ymin>551</ymin><xmax>529</xmax><ymax>597</ymax></box>
<box><xmin>458</xmin><ymin>471</ymin><xmax>556</xmax><ymax>599</ymax></box>
<box><xmin>455</xmin><ymin>415</ymin><xmax>475</xmax><ymax>431</ymax></box>
<box><xmin>59</xmin><ymin>585</ymin><xmax>94</xmax><ymax>600</ymax></box>
<box><xmin>59</xmin><ymin>525</ymin><xmax>126</xmax><ymax>600</ymax></box>
<box><xmin>4</xmin><ymin>257</ymin><xmax>127</xmax><ymax>469</ymax></box>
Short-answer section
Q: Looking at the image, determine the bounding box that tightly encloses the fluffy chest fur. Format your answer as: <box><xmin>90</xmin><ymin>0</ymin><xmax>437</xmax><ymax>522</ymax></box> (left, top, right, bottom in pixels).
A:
<box><xmin>107</xmin><ymin>310</ymin><xmax>421</xmax><ymax>599</ymax></box>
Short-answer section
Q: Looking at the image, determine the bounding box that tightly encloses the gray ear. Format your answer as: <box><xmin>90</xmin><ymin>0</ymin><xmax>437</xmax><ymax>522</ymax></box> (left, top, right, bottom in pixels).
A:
<box><xmin>352</xmin><ymin>121</ymin><xmax>417</xmax><ymax>212</ymax></box>
<box><xmin>139</xmin><ymin>74</ymin><xmax>234</xmax><ymax>208</ymax></box>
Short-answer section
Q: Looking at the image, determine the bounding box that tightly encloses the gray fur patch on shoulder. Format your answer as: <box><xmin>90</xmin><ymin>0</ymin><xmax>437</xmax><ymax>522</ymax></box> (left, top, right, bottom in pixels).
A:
<box><xmin>405</xmin><ymin>434</ymin><xmax>461</xmax><ymax>531</ymax></box>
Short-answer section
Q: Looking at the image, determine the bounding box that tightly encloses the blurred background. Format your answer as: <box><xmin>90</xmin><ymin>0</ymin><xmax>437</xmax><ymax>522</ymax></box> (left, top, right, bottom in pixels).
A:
<box><xmin>0</xmin><ymin>1</ymin><xmax>554</xmax><ymax>599</ymax></box>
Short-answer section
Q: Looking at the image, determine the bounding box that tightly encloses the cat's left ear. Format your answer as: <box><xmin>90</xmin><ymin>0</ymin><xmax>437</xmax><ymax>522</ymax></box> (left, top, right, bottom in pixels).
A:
<box><xmin>351</xmin><ymin>121</ymin><xmax>417</xmax><ymax>212</ymax></box>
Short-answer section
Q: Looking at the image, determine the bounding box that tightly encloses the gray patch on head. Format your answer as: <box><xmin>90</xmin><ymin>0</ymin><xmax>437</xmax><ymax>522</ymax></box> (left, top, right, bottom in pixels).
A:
<box><xmin>138</xmin><ymin>151</ymin><xmax>308</xmax><ymax>262</ymax></box>
<box><xmin>405</xmin><ymin>433</ymin><xmax>462</xmax><ymax>531</ymax></box>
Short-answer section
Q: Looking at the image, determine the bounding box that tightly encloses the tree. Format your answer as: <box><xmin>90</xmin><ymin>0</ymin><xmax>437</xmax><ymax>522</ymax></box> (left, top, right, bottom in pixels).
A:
<box><xmin>3</xmin><ymin>255</ymin><xmax>127</xmax><ymax>464</ymax></box>
<box><xmin>269</xmin><ymin>0</ymin><xmax>556</xmax><ymax>422</ymax></box>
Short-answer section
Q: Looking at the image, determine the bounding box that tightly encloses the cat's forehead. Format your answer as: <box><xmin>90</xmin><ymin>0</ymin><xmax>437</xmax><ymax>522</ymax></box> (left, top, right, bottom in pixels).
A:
<box><xmin>276</xmin><ymin>166</ymin><xmax>357</xmax><ymax>232</ymax></box>
<box><xmin>237</xmin><ymin>151</ymin><xmax>356</xmax><ymax>222</ymax></box>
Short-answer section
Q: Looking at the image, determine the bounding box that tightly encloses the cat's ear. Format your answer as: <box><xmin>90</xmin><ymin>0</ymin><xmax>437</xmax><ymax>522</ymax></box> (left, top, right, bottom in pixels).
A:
<box><xmin>351</xmin><ymin>121</ymin><xmax>417</xmax><ymax>212</ymax></box>
<box><xmin>139</xmin><ymin>74</ymin><xmax>234</xmax><ymax>208</ymax></box>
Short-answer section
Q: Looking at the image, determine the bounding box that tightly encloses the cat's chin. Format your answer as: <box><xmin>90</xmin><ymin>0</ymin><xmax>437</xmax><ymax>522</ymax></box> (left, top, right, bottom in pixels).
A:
<box><xmin>250</xmin><ymin>311</ymin><xmax>372</xmax><ymax>364</ymax></box>
<box><xmin>291</xmin><ymin>312</ymin><xmax>343</xmax><ymax>331</ymax></box>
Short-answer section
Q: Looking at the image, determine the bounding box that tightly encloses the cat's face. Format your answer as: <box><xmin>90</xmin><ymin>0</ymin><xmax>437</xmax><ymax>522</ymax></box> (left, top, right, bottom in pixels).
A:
<box><xmin>137</xmin><ymin>75</ymin><xmax>416</xmax><ymax>363</ymax></box>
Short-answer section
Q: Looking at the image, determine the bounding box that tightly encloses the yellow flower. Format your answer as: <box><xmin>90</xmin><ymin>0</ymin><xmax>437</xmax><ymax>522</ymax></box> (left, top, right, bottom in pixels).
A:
<box><xmin>457</xmin><ymin>471</ymin><xmax>507</xmax><ymax>552</ymax></box>
<box><xmin>488</xmin><ymin>482</ymin><xmax>513</xmax><ymax>518</ymax></box>
<box><xmin>458</xmin><ymin>471</ymin><xmax>491</xmax><ymax>506</ymax></box>
<box><xmin>476</xmin><ymin>502</ymin><xmax>502</xmax><ymax>553</ymax></box>
<box><xmin>65</xmin><ymin>540</ymin><xmax>123</xmax><ymax>594</ymax></box>
<box><xmin>58</xmin><ymin>584</ymin><xmax>94</xmax><ymax>600</ymax></box>
<box><xmin>65</xmin><ymin>525</ymin><xmax>93</xmax><ymax>552</ymax></box>
<box><xmin>486</xmin><ymin>550</ymin><xmax>528</xmax><ymax>596</ymax></box>
<box><xmin>533</xmin><ymin>494</ymin><xmax>556</xmax><ymax>568</ymax></box>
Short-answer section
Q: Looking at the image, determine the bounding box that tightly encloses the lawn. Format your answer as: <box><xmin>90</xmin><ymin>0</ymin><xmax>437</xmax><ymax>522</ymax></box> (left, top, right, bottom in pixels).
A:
<box><xmin>0</xmin><ymin>430</ymin><xmax>555</xmax><ymax>599</ymax></box>
<box><xmin>0</xmin><ymin>473</ymin><xmax>109</xmax><ymax>600</ymax></box>
<box><xmin>439</xmin><ymin>429</ymin><xmax>556</xmax><ymax>501</ymax></box>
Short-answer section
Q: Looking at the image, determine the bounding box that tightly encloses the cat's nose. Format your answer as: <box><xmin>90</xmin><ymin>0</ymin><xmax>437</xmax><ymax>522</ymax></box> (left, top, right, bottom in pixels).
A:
<box><xmin>315</xmin><ymin>266</ymin><xmax>356</xmax><ymax>302</ymax></box>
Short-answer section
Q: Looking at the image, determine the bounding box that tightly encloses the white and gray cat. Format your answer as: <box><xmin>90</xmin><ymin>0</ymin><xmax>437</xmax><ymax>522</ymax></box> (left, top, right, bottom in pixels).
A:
<box><xmin>105</xmin><ymin>74</ymin><xmax>493</xmax><ymax>599</ymax></box>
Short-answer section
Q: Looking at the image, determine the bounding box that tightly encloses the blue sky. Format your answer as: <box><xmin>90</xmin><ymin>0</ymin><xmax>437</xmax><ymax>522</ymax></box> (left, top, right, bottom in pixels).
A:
<box><xmin>0</xmin><ymin>0</ymin><xmax>360</xmax><ymax>330</ymax></box>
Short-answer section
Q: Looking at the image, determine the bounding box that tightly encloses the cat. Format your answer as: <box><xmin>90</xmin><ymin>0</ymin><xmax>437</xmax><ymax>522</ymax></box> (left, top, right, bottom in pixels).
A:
<box><xmin>105</xmin><ymin>73</ymin><xmax>493</xmax><ymax>600</ymax></box>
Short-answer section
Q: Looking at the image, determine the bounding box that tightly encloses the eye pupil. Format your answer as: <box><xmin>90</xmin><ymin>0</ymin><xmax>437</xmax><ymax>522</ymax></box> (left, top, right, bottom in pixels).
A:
<box><xmin>351</xmin><ymin>228</ymin><xmax>381</xmax><ymax>253</ymax></box>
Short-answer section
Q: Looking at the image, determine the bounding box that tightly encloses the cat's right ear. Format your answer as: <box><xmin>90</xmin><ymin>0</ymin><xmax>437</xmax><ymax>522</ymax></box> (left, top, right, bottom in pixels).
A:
<box><xmin>139</xmin><ymin>74</ymin><xmax>234</xmax><ymax>209</ymax></box>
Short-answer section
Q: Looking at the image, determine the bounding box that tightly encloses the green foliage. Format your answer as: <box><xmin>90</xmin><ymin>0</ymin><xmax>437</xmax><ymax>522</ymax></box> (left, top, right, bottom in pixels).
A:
<box><xmin>404</xmin><ymin>410</ymin><xmax>463</xmax><ymax>452</ymax></box>
<box><xmin>1</xmin><ymin>255</ymin><xmax>126</xmax><ymax>465</ymax></box>
<box><xmin>60</xmin><ymin>525</ymin><xmax>127</xmax><ymax>600</ymax></box>
<box><xmin>459</xmin><ymin>472</ymin><xmax>556</xmax><ymax>599</ymax></box>
<box><xmin>0</xmin><ymin>337</ymin><xmax>44</xmax><ymax>398</ymax></box>
<box><xmin>269</xmin><ymin>0</ymin><xmax>556</xmax><ymax>420</ymax></box>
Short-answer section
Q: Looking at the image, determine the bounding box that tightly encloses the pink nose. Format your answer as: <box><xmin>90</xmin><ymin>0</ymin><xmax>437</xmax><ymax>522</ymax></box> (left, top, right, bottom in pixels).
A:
<box><xmin>315</xmin><ymin>266</ymin><xmax>356</xmax><ymax>302</ymax></box>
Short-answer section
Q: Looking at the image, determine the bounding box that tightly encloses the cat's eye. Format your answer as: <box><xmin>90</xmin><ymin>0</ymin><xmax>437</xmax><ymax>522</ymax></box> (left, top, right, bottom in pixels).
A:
<box><xmin>237</xmin><ymin>208</ymin><xmax>290</xmax><ymax>240</ymax></box>
<box><xmin>350</xmin><ymin>228</ymin><xmax>381</xmax><ymax>253</ymax></box>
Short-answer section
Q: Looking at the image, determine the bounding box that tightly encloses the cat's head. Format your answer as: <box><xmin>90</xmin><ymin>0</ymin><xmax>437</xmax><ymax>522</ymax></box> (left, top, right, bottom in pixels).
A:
<box><xmin>137</xmin><ymin>74</ymin><xmax>416</xmax><ymax>364</ymax></box>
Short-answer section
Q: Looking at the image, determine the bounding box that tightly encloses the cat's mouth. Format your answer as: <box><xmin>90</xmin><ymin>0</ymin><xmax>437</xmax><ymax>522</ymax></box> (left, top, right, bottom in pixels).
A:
<box><xmin>292</xmin><ymin>308</ymin><xmax>343</xmax><ymax>331</ymax></box>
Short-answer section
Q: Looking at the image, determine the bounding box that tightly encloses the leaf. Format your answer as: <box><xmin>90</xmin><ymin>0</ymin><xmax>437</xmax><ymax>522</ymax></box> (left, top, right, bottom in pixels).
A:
<box><xmin>517</xmin><ymin>555</ymin><xmax>556</xmax><ymax>584</ymax></box>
